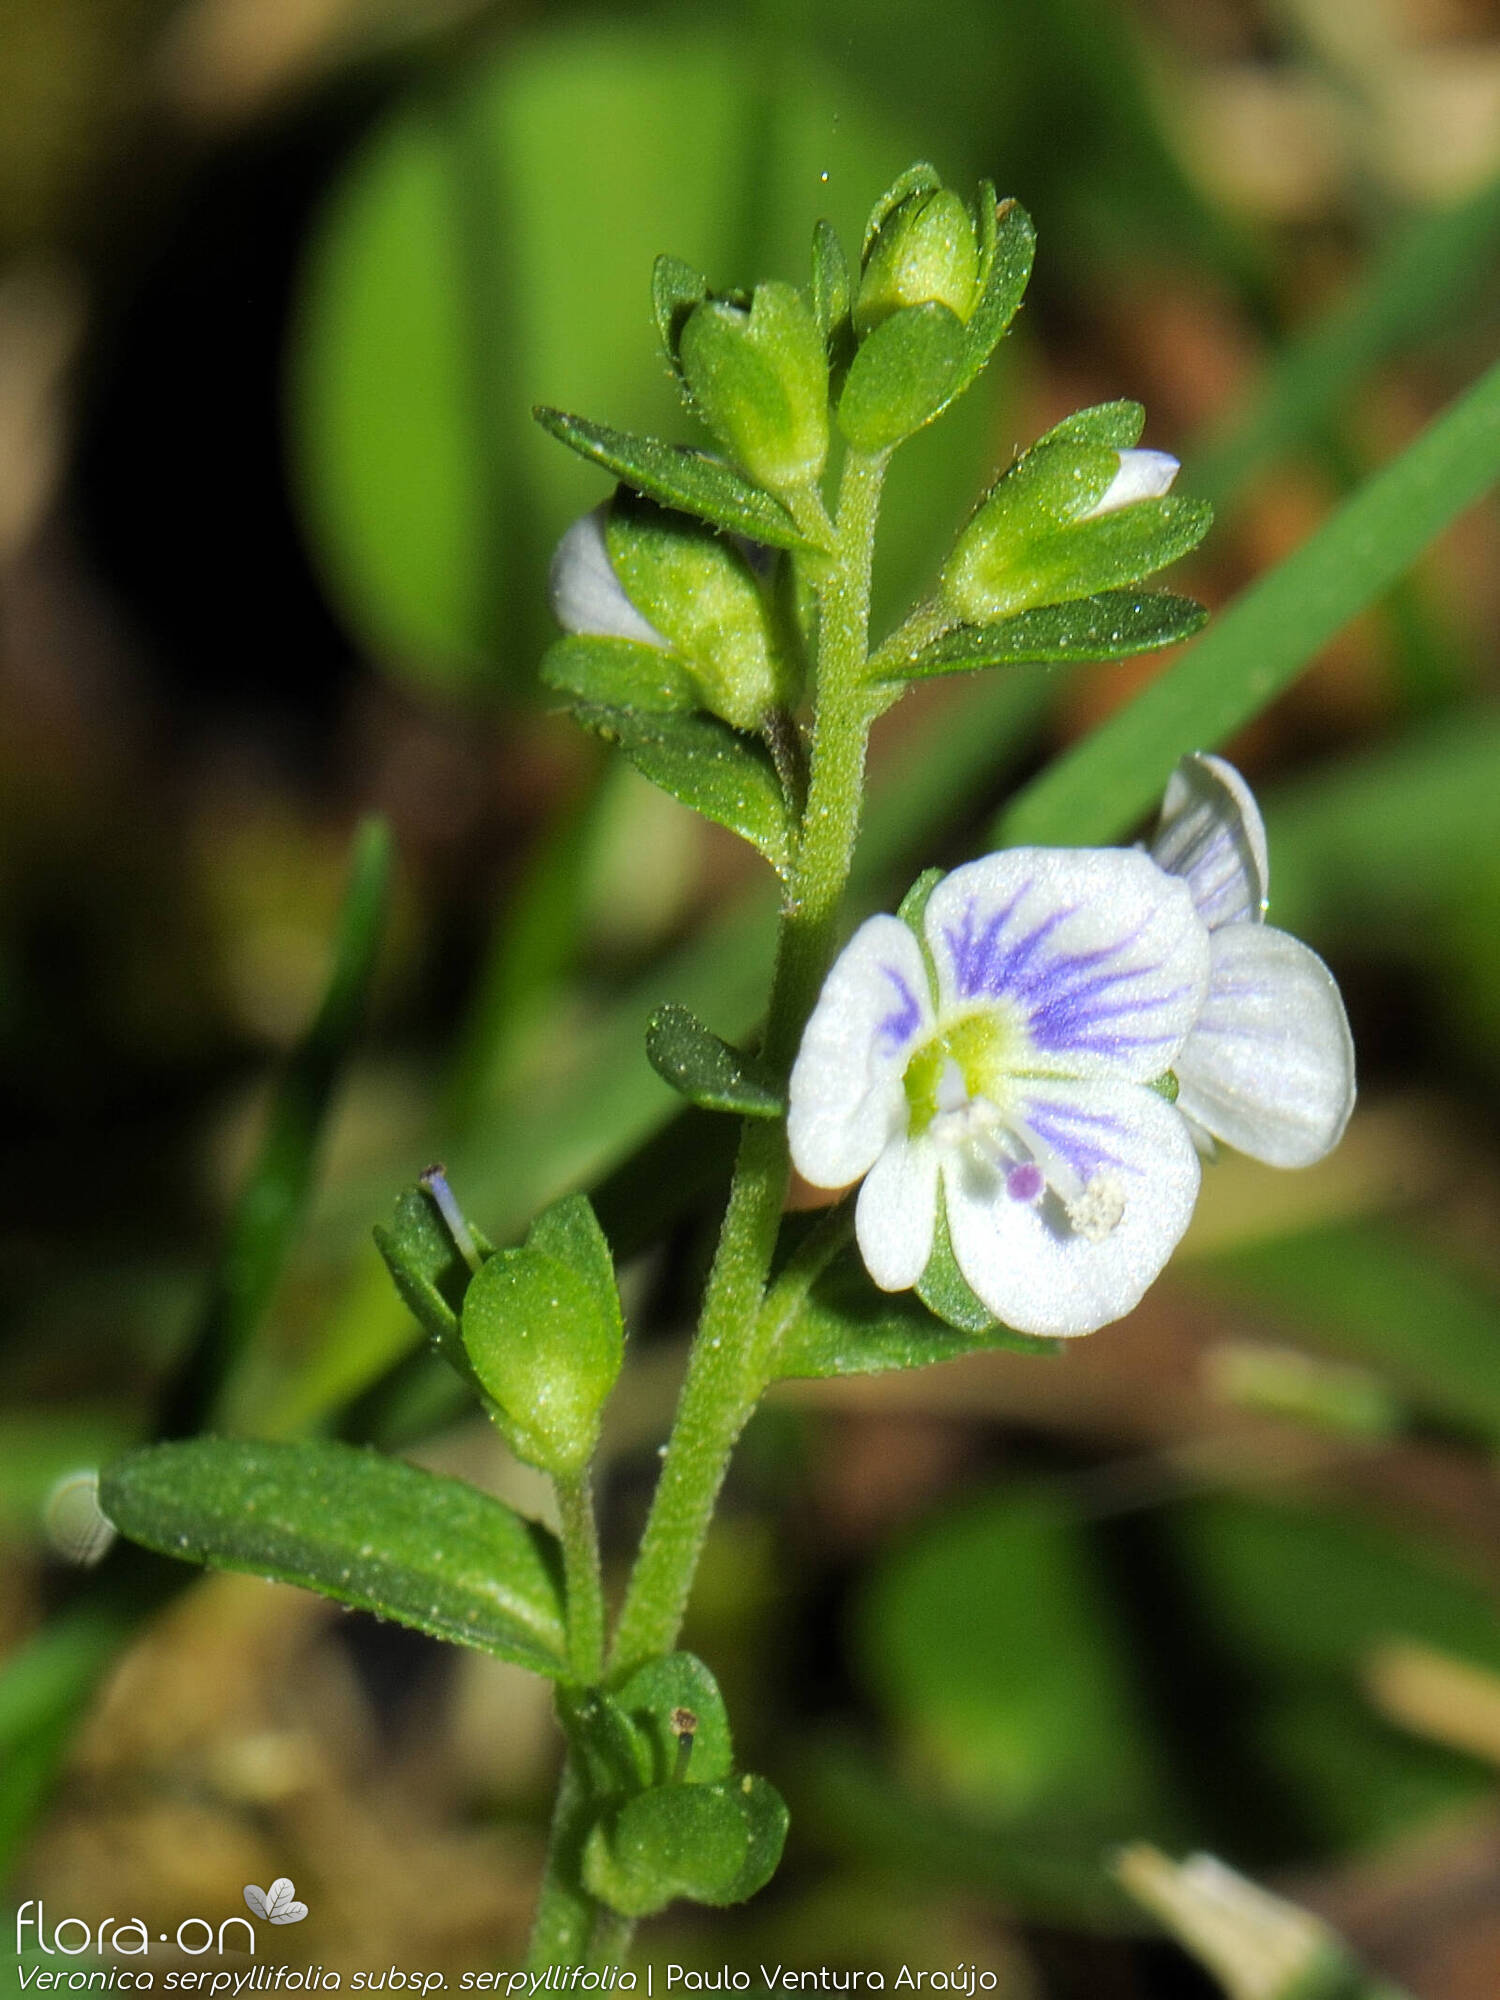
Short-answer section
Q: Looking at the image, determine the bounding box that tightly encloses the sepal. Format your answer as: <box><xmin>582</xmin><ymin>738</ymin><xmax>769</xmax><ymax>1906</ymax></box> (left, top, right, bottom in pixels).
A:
<box><xmin>677</xmin><ymin>282</ymin><xmax>830</xmax><ymax>494</ymax></box>
<box><xmin>582</xmin><ymin>1776</ymin><xmax>788</xmax><ymax>1917</ymax></box>
<box><xmin>374</xmin><ymin>1185</ymin><xmax>494</xmax><ymax>1381</ymax></box>
<box><xmin>459</xmin><ymin>1192</ymin><xmax>624</xmax><ymax>1477</ymax></box>
<box><xmin>604</xmin><ymin>491</ymin><xmax>796</xmax><ymax>729</ymax></box>
<box><xmin>837</xmin><ymin>302</ymin><xmax>968</xmax><ymax>453</ymax></box>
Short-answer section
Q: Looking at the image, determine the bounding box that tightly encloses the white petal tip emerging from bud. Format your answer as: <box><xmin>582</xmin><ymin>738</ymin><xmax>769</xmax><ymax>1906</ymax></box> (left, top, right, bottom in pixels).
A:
<box><xmin>1113</xmin><ymin>1846</ymin><xmax>1344</xmax><ymax>2000</ymax></box>
<box><xmin>1083</xmin><ymin>448</ymin><xmax>1180</xmax><ymax>519</ymax></box>
<box><xmin>549</xmin><ymin>506</ymin><xmax>668</xmax><ymax>648</ymax></box>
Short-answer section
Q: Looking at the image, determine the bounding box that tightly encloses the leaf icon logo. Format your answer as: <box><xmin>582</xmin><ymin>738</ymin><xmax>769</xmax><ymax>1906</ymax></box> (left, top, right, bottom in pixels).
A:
<box><xmin>243</xmin><ymin>1879</ymin><xmax>309</xmax><ymax>1925</ymax></box>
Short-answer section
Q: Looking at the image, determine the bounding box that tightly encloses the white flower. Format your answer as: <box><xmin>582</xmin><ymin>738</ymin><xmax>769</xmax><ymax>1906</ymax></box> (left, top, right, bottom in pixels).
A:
<box><xmin>787</xmin><ymin>755</ymin><xmax>1356</xmax><ymax>1339</ymax></box>
<box><xmin>788</xmin><ymin>848</ymin><xmax>1211</xmax><ymax>1337</ymax></box>
<box><xmin>1150</xmin><ymin>752</ymin><xmax>1355</xmax><ymax>1167</ymax></box>
<box><xmin>548</xmin><ymin>505</ymin><xmax>667</xmax><ymax>648</ymax></box>
<box><xmin>1081</xmin><ymin>447</ymin><xmax>1180</xmax><ymax>518</ymax></box>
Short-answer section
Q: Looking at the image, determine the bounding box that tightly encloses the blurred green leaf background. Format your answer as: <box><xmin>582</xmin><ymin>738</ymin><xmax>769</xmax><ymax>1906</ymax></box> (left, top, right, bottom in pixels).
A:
<box><xmin>6</xmin><ymin>0</ymin><xmax>1500</xmax><ymax>1993</ymax></box>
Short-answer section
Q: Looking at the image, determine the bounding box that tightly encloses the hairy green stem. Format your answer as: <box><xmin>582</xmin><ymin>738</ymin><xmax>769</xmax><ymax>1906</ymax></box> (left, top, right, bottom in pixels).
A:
<box><xmin>608</xmin><ymin>450</ymin><xmax>886</xmax><ymax>1676</ymax></box>
<box><xmin>524</xmin><ymin>1757</ymin><xmax>596</xmax><ymax>1969</ymax></box>
<box><xmin>555</xmin><ymin>1469</ymin><xmax>605</xmax><ymax>1685</ymax></box>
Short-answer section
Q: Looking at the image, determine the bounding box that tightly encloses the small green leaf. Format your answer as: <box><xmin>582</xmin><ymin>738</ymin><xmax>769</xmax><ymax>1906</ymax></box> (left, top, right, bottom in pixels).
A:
<box><xmin>652</xmin><ymin>254</ymin><xmax>708</xmax><ymax>371</ymax></box>
<box><xmin>461</xmin><ymin>1240</ymin><xmax>622</xmax><ymax>1476</ymax></box>
<box><xmin>613</xmin><ymin>1650</ymin><xmax>734</xmax><ymax>1785</ymax></box>
<box><xmin>532</xmin><ymin>407</ymin><xmax>820</xmax><ymax>552</ymax></box>
<box><xmin>99</xmin><ymin>1439</ymin><xmax>568</xmax><ymax>1674</ymax></box>
<box><xmin>775</xmin><ymin>1243</ymin><xmax>1056</xmax><ymax>1379</ymax></box>
<box><xmin>811</xmin><ymin>218</ymin><xmax>852</xmax><ymax>351</ymax></box>
<box><xmin>645</xmin><ymin>1003</ymin><xmax>783</xmax><ymax>1118</ymax></box>
<box><xmin>837</xmin><ymin>302</ymin><xmax>969</xmax><ymax>453</ymax></box>
<box><xmin>540</xmin><ymin>635</ymin><xmax>698</xmax><ymax>714</ymax></box>
<box><xmin>900</xmin><ymin>593</ymin><xmax>1208</xmax><ymax>678</ymax></box>
<box><xmin>568</xmin><ymin>702</ymin><xmax>793</xmax><ymax>875</ymax></box>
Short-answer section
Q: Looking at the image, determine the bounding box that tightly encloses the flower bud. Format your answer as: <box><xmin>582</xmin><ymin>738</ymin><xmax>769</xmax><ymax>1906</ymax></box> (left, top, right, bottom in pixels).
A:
<box><xmin>944</xmin><ymin>430</ymin><xmax>1203</xmax><ymax>623</ymax></box>
<box><xmin>855</xmin><ymin>188</ymin><xmax>982</xmax><ymax>336</ymax></box>
<box><xmin>1081</xmin><ymin>448</ymin><xmax>1180</xmax><ymax>518</ymax></box>
<box><xmin>677</xmin><ymin>282</ymin><xmax>828</xmax><ymax>494</ymax></box>
<box><xmin>549</xmin><ymin>507</ymin><xmax>668</xmax><ymax>648</ymax></box>
<box><xmin>549</xmin><ymin>495</ymin><xmax>794</xmax><ymax>730</ymax></box>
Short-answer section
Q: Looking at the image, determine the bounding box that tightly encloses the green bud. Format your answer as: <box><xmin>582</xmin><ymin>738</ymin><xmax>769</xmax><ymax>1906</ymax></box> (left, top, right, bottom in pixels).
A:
<box><xmin>943</xmin><ymin>419</ymin><xmax>1206</xmax><ymax>622</ymax></box>
<box><xmin>855</xmin><ymin>188</ymin><xmax>981</xmax><ymax>335</ymax></box>
<box><xmin>678</xmin><ymin>281</ymin><xmax>828</xmax><ymax>494</ymax></box>
<box><xmin>459</xmin><ymin>1195</ymin><xmax>623</xmax><ymax>1477</ymax></box>
<box><xmin>605</xmin><ymin>493</ymin><xmax>795</xmax><ymax>729</ymax></box>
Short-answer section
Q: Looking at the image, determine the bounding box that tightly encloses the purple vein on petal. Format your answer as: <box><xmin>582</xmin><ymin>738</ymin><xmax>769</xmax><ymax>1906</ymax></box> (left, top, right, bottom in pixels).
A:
<box><xmin>1022</xmin><ymin>1097</ymin><xmax>1135</xmax><ymax>1184</ymax></box>
<box><xmin>877</xmin><ymin>964</ymin><xmax>923</xmax><ymax>1050</ymax></box>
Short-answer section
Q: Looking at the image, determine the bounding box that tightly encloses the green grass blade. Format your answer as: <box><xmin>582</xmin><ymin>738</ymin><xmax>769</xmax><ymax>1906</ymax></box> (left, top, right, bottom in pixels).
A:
<box><xmin>997</xmin><ymin>356</ymin><xmax>1500</xmax><ymax>850</ymax></box>
<box><xmin>160</xmin><ymin>815</ymin><xmax>392</xmax><ymax>1434</ymax></box>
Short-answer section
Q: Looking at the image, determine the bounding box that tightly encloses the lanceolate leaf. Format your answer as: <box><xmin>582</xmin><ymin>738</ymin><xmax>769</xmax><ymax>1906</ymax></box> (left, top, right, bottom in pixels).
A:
<box><xmin>99</xmin><ymin>1439</ymin><xmax>568</xmax><ymax>1675</ymax></box>
<box><xmin>645</xmin><ymin>1003</ymin><xmax>783</xmax><ymax>1118</ymax></box>
<box><xmin>568</xmin><ymin>702</ymin><xmax>794</xmax><ymax>875</ymax></box>
<box><xmin>899</xmin><ymin>593</ymin><xmax>1207</xmax><ymax>679</ymax></box>
<box><xmin>532</xmin><ymin>408</ymin><xmax>821</xmax><ymax>552</ymax></box>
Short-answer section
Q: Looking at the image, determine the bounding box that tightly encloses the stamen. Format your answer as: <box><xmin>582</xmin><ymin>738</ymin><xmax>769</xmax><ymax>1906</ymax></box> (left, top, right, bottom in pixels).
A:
<box><xmin>1067</xmin><ymin>1172</ymin><xmax>1126</xmax><ymax>1243</ymax></box>
<box><xmin>1006</xmin><ymin>1162</ymin><xmax>1044</xmax><ymax>1204</ymax></box>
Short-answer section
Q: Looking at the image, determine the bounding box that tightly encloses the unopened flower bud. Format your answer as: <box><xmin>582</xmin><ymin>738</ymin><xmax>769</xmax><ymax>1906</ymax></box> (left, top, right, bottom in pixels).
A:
<box><xmin>1082</xmin><ymin>448</ymin><xmax>1180</xmax><ymax>518</ymax></box>
<box><xmin>549</xmin><ymin>506</ymin><xmax>668</xmax><ymax>648</ymax></box>
<box><xmin>855</xmin><ymin>188</ymin><xmax>981</xmax><ymax>335</ymax></box>
<box><xmin>549</xmin><ymin>497</ymin><xmax>795</xmax><ymax>730</ymax></box>
<box><xmin>678</xmin><ymin>282</ymin><xmax>828</xmax><ymax>494</ymax></box>
<box><xmin>943</xmin><ymin>429</ymin><xmax>1203</xmax><ymax>622</ymax></box>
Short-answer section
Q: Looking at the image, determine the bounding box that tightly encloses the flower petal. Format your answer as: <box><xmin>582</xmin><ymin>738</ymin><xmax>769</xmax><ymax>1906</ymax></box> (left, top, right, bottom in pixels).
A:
<box><xmin>549</xmin><ymin>506</ymin><xmax>669</xmax><ymax>647</ymax></box>
<box><xmin>788</xmin><ymin>914</ymin><xmax>934</xmax><ymax>1188</ymax></box>
<box><xmin>1081</xmin><ymin>449</ymin><xmax>1180</xmax><ymax>518</ymax></box>
<box><xmin>943</xmin><ymin>1078</ymin><xmax>1201</xmax><ymax>1337</ymax></box>
<box><xmin>856</xmin><ymin>1137</ymin><xmax>939</xmax><ymax>1289</ymax></box>
<box><xmin>924</xmin><ymin>847</ymin><xmax>1209</xmax><ymax>1083</ymax></box>
<box><xmin>1174</xmin><ymin>924</ymin><xmax>1355</xmax><ymax>1168</ymax></box>
<box><xmin>1151</xmin><ymin>752</ymin><xmax>1268</xmax><ymax>931</ymax></box>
